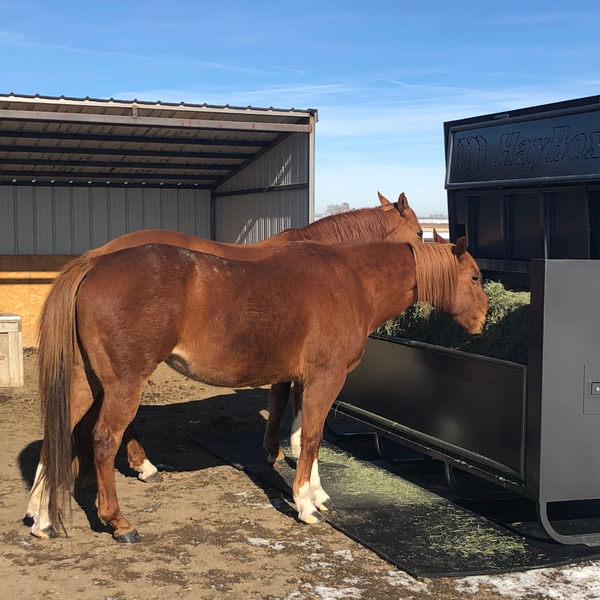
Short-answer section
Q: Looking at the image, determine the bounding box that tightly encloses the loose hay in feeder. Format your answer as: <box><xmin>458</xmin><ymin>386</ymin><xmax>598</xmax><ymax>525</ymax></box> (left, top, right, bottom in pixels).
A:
<box><xmin>377</xmin><ymin>281</ymin><xmax>530</xmax><ymax>364</ymax></box>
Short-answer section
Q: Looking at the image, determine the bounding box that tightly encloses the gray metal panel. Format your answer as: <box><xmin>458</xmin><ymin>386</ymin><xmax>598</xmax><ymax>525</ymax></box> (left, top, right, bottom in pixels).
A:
<box><xmin>530</xmin><ymin>260</ymin><xmax>600</xmax><ymax>502</ymax></box>
<box><xmin>34</xmin><ymin>187</ymin><xmax>54</xmax><ymax>254</ymax></box>
<box><xmin>108</xmin><ymin>188</ymin><xmax>127</xmax><ymax>240</ymax></box>
<box><xmin>72</xmin><ymin>188</ymin><xmax>91</xmax><ymax>254</ymax></box>
<box><xmin>143</xmin><ymin>188</ymin><xmax>161</xmax><ymax>229</ymax></box>
<box><xmin>91</xmin><ymin>188</ymin><xmax>109</xmax><ymax>248</ymax></box>
<box><xmin>0</xmin><ymin>185</ymin><xmax>212</xmax><ymax>254</ymax></box>
<box><xmin>161</xmin><ymin>189</ymin><xmax>179</xmax><ymax>231</ymax></box>
<box><xmin>192</xmin><ymin>190</ymin><xmax>211</xmax><ymax>239</ymax></box>
<box><xmin>179</xmin><ymin>189</ymin><xmax>197</xmax><ymax>236</ymax></box>
<box><xmin>216</xmin><ymin>133</ymin><xmax>309</xmax><ymax>194</ymax></box>
<box><xmin>215</xmin><ymin>189</ymin><xmax>308</xmax><ymax>243</ymax></box>
<box><xmin>54</xmin><ymin>187</ymin><xmax>73</xmax><ymax>254</ymax></box>
<box><xmin>15</xmin><ymin>187</ymin><xmax>35</xmax><ymax>254</ymax></box>
<box><xmin>126</xmin><ymin>188</ymin><xmax>145</xmax><ymax>232</ymax></box>
<box><xmin>0</xmin><ymin>186</ymin><xmax>15</xmax><ymax>253</ymax></box>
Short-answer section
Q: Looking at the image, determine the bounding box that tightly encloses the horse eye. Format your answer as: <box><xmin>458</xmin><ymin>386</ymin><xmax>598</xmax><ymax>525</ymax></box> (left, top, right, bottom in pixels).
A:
<box><xmin>471</xmin><ymin>275</ymin><xmax>480</xmax><ymax>282</ymax></box>
<box><xmin>417</xmin><ymin>231</ymin><xmax>423</xmax><ymax>238</ymax></box>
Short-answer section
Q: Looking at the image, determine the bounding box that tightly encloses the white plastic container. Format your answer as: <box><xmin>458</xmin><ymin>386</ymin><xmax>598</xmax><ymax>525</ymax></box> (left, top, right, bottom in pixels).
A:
<box><xmin>0</xmin><ymin>313</ymin><xmax>24</xmax><ymax>387</ymax></box>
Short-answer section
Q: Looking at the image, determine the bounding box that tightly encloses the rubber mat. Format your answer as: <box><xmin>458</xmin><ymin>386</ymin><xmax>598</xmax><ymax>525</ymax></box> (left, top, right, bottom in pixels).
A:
<box><xmin>191</xmin><ymin>431</ymin><xmax>600</xmax><ymax>578</ymax></box>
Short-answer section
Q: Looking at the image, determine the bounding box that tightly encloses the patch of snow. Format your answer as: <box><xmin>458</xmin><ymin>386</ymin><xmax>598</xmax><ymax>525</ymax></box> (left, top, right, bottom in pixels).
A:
<box><xmin>333</xmin><ymin>549</ymin><xmax>354</xmax><ymax>562</ymax></box>
<box><xmin>247</xmin><ymin>537</ymin><xmax>270</xmax><ymax>547</ymax></box>
<box><xmin>313</xmin><ymin>585</ymin><xmax>363</xmax><ymax>599</ymax></box>
<box><xmin>281</xmin><ymin>591</ymin><xmax>307</xmax><ymax>600</ymax></box>
<box><xmin>385</xmin><ymin>570</ymin><xmax>430</xmax><ymax>593</ymax></box>
<box><xmin>284</xmin><ymin>583</ymin><xmax>363</xmax><ymax>600</ymax></box>
<box><xmin>246</xmin><ymin>537</ymin><xmax>285</xmax><ymax>551</ymax></box>
<box><xmin>455</xmin><ymin>563</ymin><xmax>600</xmax><ymax>600</ymax></box>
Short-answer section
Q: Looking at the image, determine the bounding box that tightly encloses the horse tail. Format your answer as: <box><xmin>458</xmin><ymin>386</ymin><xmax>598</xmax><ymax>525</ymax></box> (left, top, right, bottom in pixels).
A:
<box><xmin>37</xmin><ymin>248</ymin><xmax>103</xmax><ymax>530</ymax></box>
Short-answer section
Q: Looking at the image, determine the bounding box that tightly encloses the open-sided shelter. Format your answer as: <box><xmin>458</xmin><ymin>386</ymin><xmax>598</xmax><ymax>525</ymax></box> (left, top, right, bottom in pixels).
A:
<box><xmin>0</xmin><ymin>93</ymin><xmax>317</xmax><ymax>345</ymax></box>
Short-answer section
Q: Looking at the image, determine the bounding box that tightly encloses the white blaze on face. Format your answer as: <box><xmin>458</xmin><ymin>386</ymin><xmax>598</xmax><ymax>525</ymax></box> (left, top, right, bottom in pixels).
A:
<box><xmin>290</xmin><ymin>409</ymin><xmax>302</xmax><ymax>458</ymax></box>
<box><xmin>27</xmin><ymin>462</ymin><xmax>52</xmax><ymax>537</ymax></box>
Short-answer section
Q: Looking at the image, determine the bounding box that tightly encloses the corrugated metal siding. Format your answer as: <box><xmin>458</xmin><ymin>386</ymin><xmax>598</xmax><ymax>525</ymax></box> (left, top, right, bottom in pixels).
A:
<box><xmin>215</xmin><ymin>133</ymin><xmax>309</xmax><ymax>242</ymax></box>
<box><xmin>0</xmin><ymin>186</ymin><xmax>211</xmax><ymax>254</ymax></box>
<box><xmin>215</xmin><ymin>189</ymin><xmax>309</xmax><ymax>243</ymax></box>
<box><xmin>216</xmin><ymin>133</ymin><xmax>309</xmax><ymax>193</ymax></box>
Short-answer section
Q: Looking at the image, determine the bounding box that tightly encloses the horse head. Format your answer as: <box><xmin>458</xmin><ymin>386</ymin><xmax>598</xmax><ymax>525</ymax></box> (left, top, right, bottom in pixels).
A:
<box><xmin>411</xmin><ymin>234</ymin><xmax>488</xmax><ymax>335</ymax></box>
<box><xmin>377</xmin><ymin>192</ymin><xmax>423</xmax><ymax>244</ymax></box>
<box><xmin>447</xmin><ymin>237</ymin><xmax>488</xmax><ymax>334</ymax></box>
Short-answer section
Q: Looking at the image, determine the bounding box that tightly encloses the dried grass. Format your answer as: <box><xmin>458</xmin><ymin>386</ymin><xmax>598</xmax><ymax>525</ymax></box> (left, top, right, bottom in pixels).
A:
<box><xmin>377</xmin><ymin>281</ymin><xmax>530</xmax><ymax>364</ymax></box>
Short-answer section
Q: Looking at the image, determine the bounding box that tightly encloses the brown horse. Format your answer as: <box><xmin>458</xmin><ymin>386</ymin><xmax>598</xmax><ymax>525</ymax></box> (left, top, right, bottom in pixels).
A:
<box><xmin>28</xmin><ymin>237</ymin><xmax>487</xmax><ymax>542</ymax></box>
<box><xmin>46</xmin><ymin>192</ymin><xmax>424</xmax><ymax>487</ymax></box>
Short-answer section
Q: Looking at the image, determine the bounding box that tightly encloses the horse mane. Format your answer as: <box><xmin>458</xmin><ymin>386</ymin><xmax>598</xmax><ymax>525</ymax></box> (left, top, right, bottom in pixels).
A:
<box><xmin>409</xmin><ymin>242</ymin><xmax>457</xmax><ymax>310</ymax></box>
<box><xmin>291</xmin><ymin>207</ymin><xmax>390</xmax><ymax>243</ymax></box>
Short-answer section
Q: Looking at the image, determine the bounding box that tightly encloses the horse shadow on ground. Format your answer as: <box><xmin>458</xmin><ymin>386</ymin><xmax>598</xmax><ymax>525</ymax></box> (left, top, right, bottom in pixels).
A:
<box><xmin>18</xmin><ymin>387</ymin><xmax>299</xmax><ymax>533</ymax></box>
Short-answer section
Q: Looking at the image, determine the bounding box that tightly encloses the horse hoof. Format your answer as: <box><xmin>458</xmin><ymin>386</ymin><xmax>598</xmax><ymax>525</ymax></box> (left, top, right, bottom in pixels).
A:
<box><xmin>32</xmin><ymin>526</ymin><xmax>58</xmax><ymax>539</ymax></box>
<box><xmin>317</xmin><ymin>500</ymin><xmax>334</xmax><ymax>513</ymax></box>
<box><xmin>114</xmin><ymin>528</ymin><xmax>142</xmax><ymax>544</ymax></box>
<box><xmin>140</xmin><ymin>471</ymin><xmax>163</xmax><ymax>483</ymax></box>
<box><xmin>272</xmin><ymin>458</ymin><xmax>287</xmax><ymax>469</ymax></box>
<box><xmin>302</xmin><ymin>511</ymin><xmax>325</xmax><ymax>525</ymax></box>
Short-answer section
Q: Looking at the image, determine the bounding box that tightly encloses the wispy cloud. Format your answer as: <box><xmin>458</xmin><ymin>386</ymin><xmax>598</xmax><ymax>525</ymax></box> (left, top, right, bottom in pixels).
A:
<box><xmin>488</xmin><ymin>11</ymin><xmax>600</xmax><ymax>25</ymax></box>
<box><xmin>117</xmin><ymin>82</ymin><xmax>360</xmax><ymax>107</ymax></box>
<box><xmin>0</xmin><ymin>33</ymin><xmax>272</xmax><ymax>75</ymax></box>
<box><xmin>272</xmin><ymin>66</ymin><xmax>306</xmax><ymax>75</ymax></box>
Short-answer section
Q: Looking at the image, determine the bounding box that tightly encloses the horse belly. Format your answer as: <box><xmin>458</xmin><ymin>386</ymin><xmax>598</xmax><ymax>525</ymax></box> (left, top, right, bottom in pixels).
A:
<box><xmin>166</xmin><ymin>346</ymin><xmax>286</xmax><ymax>389</ymax></box>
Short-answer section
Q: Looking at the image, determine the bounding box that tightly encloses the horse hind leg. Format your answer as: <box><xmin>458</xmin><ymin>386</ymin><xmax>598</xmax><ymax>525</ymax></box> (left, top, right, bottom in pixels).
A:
<box><xmin>290</xmin><ymin>382</ymin><xmax>304</xmax><ymax>458</ymax></box>
<box><xmin>93</xmin><ymin>381</ymin><xmax>146</xmax><ymax>543</ymax></box>
<box><xmin>123</xmin><ymin>423</ymin><xmax>162</xmax><ymax>483</ymax></box>
<box><xmin>27</xmin><ymin>361</ymin><xmax>95</xmax><ymax>539</ymax></box>
<box><xmin>263</xmin><ymin>382</ymin><xmax>291</xmax><ymax>467</ymax></box>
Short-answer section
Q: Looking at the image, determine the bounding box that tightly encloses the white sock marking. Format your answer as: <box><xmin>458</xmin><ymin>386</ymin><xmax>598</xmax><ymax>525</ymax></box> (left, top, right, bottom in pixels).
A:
<box><xmin>309</xmin><ymin>459</ymin><xmax>330</xmax><ymax>508</ymax></box>
<box><xmin>290</xmin><ymin>409</ymin><xmax>302</xmax><ymax>458</ymax></box>
<box><xmin>133</xmin><ymin>458</ymin><xmax>159</xmax><ymax>481</ymax></box>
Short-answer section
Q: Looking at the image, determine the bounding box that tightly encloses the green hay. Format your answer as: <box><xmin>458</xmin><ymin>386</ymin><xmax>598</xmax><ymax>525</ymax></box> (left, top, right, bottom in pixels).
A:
<box><xmin>316</xmin><ymin>444</ymin><xmax>436</xmax><ymax>506</ymax></box>
<box><xmin>377</xmin><ymin>281</ymin><xmax>531</xmax><ymax>364</ymax></box>
<box><xmin>284</xmin><ymin>442</ymin><xmax>531</xmax><ymax>563</ymax></box>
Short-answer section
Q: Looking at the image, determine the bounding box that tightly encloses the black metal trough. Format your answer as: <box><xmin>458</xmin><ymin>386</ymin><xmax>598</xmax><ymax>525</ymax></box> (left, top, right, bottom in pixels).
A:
<box><xmin>334</xmin><ymin>95</ymin><xmax>600</xmax><ymax>545</ymax></box>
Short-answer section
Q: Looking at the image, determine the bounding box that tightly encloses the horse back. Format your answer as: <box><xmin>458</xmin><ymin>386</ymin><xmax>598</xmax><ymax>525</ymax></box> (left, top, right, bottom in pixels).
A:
<box><xmin>97</xmin><ymin>228</ymin><xmax>290</xmax><ymax>260</ymax></box>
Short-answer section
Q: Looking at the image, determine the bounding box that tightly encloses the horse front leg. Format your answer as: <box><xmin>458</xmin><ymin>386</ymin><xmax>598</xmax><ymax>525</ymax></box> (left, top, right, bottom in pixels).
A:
<box><xmin>263</xmin><ymin>381</ymin><xmax>292</xmax><ymax>467</ymax></box>
<box><xmin>123</xmin><ymin>423</ymin><xmax>162</xmax><ymax>482</ymax></box>
<box><xmin>293</xmin><ymin>372</ymin><xmax>345</xmax><ymax>524</ymax></box>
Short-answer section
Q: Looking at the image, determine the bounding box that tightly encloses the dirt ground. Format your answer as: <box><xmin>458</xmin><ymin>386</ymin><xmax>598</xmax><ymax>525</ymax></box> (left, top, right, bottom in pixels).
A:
<box><xmin>1</xmin><ymin>352</ymin><xmax>598</xmax><ymax>600</ymax></box>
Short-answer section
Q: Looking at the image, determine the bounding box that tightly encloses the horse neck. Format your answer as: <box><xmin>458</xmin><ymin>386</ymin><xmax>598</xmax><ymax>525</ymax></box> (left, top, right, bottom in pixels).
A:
<box><xmin>288</xmin><ymin>209</ymin><xmax>388</xmax><ymax>244</ymax></box>
<box><xmin>344</xmin><ymin>243</ymin><xmax>419</xmax><ymax>331</ymax></box>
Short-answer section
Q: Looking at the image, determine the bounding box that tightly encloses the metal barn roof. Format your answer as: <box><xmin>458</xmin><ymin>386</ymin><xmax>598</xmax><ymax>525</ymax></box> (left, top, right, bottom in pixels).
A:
<box><xmin>0</xmin><ymin>93</ymin><xmax>317</xmax><ymax>188</ymax></box>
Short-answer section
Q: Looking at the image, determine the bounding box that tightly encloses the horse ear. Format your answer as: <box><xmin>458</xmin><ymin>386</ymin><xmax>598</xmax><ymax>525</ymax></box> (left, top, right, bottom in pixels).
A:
<box><xmin>397</xmin><ymin>192</ymin><xmax>409</xmax><ymax>214</ymax></box>
<box><xmin>433</xmin><ymin>228</ymin><xmax>448</xmax><ymax>244</ymax></box>
<box><xmin>452</xmin><ymin>236</ymin><xmax>468</xmax><ymax>258</ymax></box>
<box><xmin>377</xmin><ymin>191</ymin><xmax>391</xmax><ymax>205</ymax></box>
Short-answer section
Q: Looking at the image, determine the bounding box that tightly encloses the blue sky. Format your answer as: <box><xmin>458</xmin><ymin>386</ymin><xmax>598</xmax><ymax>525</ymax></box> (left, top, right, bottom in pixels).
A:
<box><xmin>1</xmin><ymin>1</ymin><xmax>599</xmax><ymax>215</ymax></box>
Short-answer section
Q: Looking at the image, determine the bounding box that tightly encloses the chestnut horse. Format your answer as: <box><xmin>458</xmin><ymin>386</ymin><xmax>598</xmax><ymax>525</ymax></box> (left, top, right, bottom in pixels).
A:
<box><xmin>29</xmin><ymin>237</ymin><xmax>487</xmax><ymax>542</ymax></box>
<box><xmin>52</xmin><ymin>193</ymin><xmax>424</xmax><ymax>487</ymax></box>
